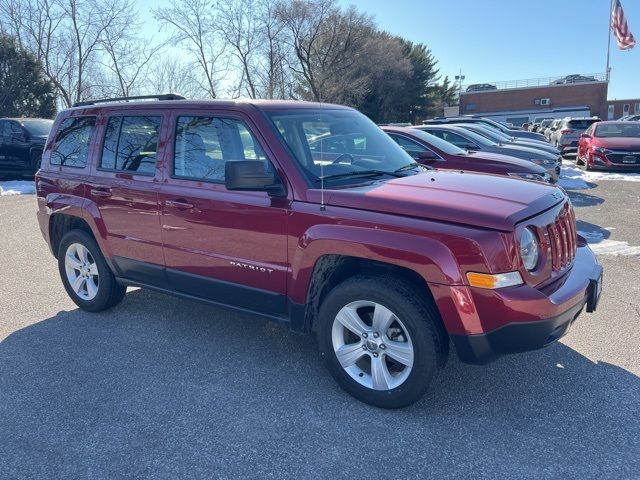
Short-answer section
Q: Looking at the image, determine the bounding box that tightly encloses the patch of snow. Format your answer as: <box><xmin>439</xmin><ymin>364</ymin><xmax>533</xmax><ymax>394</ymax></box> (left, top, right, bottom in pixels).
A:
<box><xmin>0</xmin><ymin>181</ymin><xmax>36</xmax><ymax>196</ymax></box>
<box><xmin>587</xmin><ymin>239</ymin><xmax>640</xmax><ymax>256</ymax></box>
<box><xmin>559</xmin><ymin>160</ymin><xmax>640</xmax><ymax>190</ymax></box>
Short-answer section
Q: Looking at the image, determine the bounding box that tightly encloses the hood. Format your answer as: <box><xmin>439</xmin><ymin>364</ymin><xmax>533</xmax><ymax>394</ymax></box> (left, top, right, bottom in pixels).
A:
<box><xmin>512</xmin><ymin>140</ymin><xmax>559</xmax><ymax>154</ymax></box>
<box><xmin>511</xmin><ymin>130</ymin><xmax>546</xmax><ymax>141</ymax></box>
<box><xmin>30</xmin><ymin>135</ymin><xmax>49</xmax><ymax>144</ymax></box>
<box><xmin>318</xmin><ymin>170</ymin><xmax>564</xmax><ymax>231</ymax></box>
<box><xmin>465</xmin><ymin>151</ymin><xmax>547</xmax><ymax>172</ymax></box>
<box><xmin>493</xmin><ymin>143</ymin><xmax>557</xmax><ymax>161</ymax></box>
<box><xmin>593</xmin><ymin>137</ymin><xmax>640</xmax><ymax>150</ymax></box>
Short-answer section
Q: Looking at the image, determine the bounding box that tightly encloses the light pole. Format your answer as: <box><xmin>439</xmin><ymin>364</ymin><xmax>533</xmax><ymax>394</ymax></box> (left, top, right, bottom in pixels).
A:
<box><xmin>454</xmin><ymin>70</ymin><xmax>465</xmax><ymax>111</ymax></box>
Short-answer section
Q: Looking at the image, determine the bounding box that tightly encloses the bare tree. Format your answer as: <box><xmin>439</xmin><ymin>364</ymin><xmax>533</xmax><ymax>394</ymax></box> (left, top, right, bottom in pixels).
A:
<box><xmin>276</xmin><ymin>0</ymin><xmax>374</xmax><ymax>104</ymax></box>
<box><xmin>154</xmin><ymin>0</ymin><xmax>225</xmax><ymax>98</ymax></box>
<box><xmin>147</xmin><ymin>56</ymin><xmax>207</xmax><ymax>99</ymax></box>
<box><xmin>0</xmin><ymin>0</ymin><xmax>139</xmax><ymax>106</ymax></box>
<box><xmin>99</xmin><ymin>19</ymin><xmax>165</xmax><ymax>97</ymax></box>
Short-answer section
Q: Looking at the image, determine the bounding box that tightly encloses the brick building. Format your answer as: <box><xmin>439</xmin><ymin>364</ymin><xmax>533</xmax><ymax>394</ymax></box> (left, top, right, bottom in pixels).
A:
<box><xmin>454</xmin><ymin>73</ymin><xmax>638</xmax><ymax>126</ymax></box>
<box><xmin>606</xmin><ymin>98</ymin><xmax>640</xmax><ymax>119</ymax></box>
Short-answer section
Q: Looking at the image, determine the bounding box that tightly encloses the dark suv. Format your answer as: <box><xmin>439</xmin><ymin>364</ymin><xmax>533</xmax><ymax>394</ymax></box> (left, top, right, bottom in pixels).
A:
<box><xmin>0</xmin><ymin>118</ymin><xmax>53</xmax><ymax>176</ymax></box>
<box><xmin>36</xmin><ymin>95</ymin><xmax>603</xmax><ymax>408</ymax></box>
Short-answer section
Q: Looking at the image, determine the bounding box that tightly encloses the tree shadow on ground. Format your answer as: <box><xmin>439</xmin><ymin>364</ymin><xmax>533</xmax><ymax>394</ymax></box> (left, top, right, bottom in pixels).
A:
<box><xmin>567</xmin><ymin>190</ymin><xmax>604</xmax><ymax>208</ymax></box>
<box><xmin>576</xmin><ymin>220</ymin><xmax>612</xmax><ymax>244</ymax></box>
<box><xmin>1</xmin><ymin>289</ymin><xmax>638</xmax><ymax>479</ymax></box>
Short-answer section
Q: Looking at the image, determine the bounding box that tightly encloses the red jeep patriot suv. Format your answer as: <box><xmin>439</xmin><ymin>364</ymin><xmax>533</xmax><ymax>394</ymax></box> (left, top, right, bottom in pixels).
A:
<box><xmin>36</xmin><ymin>95</ymin><xmax>603</xmax><ymax>408</ymax></box>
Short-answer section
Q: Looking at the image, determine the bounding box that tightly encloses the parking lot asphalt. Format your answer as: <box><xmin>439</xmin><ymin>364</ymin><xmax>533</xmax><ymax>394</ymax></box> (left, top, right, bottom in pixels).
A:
<box><xmin>0</xmin><ymin>180</ymin><xmax>639</xmax><ymax>480</ymax></box>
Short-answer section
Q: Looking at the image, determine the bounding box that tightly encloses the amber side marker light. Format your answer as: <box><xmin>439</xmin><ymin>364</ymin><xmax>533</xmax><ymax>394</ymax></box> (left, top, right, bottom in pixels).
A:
<box><xmin>466</xmin><ymin>271</ymin><xmax>523</xmax><ymax>289</ymax></box>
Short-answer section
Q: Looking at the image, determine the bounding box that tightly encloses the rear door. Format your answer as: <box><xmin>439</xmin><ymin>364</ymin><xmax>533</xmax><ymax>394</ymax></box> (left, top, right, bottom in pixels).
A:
<box><xmin>158</xmin><ymin>110</ymin><xmax>289</xmax><ymax>317</ymax></box>
<box><xmin>87</xmin><ymin>112</ymin><xmax>166</xmax><ymax>286</ymax></box>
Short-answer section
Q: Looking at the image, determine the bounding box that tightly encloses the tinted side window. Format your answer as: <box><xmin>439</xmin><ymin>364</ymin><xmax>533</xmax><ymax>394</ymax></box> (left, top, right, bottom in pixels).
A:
<box><xmin>429</xmin><ymin>130</ymin><xmax>469</xmax><ymax>148</ymax></box>
<box><xmin>101</xmin><ymin>116</ymin><xmax>162</xmax><ymax>174</ymax></box>
<box><xmin>390</xmin><ymin>134</ymin><xmax>427</xmax><ymax>158</ymax></box>
<box><xmin>173</xmin><ymin>116</ymin><xmax>268</xmax><ymax>182</ymax></box>
<box><xmin>51</xmin><ymin>116</ymin><xmax>96</xmax><ymax>168</ymax></box>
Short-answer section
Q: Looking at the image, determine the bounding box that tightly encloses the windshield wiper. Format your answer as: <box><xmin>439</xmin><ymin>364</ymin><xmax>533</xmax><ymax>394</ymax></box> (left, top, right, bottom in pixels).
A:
<box><xmin>315</xmin><ymin>169</ymin><xmax>405</xmax><ymax>182</ymax></box>
<box><xmin>394</xmin><ymin>162</ymin><xmax>427</xmax><ymax>172</ymax></box>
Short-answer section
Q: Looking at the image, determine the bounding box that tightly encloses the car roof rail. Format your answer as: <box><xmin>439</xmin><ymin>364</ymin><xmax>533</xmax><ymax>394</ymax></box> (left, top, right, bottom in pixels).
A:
<box><xmin>72</xmin><ymin>93</ymin><xmax>186</xmax><ymax>108</ymax></box>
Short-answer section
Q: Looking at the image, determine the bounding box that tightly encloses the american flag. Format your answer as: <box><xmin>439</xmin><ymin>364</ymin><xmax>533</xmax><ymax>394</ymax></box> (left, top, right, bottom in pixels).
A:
<box><xmin>611</xmin><ymin>0</ymin><xmax>636</xmax><ymax>50</ymax></box>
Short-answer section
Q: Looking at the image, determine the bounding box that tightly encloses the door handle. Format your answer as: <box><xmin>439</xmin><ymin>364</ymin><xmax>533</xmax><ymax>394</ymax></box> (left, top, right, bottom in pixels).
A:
<box><xmin>90</xmin><ymin>188</ymin><xmax>112</xmax><ymax>198</ymax></box>
<box><xmin>165</xmin><ymin>199</ymin><xmax>194</xmax><ymax>209</ymax></box>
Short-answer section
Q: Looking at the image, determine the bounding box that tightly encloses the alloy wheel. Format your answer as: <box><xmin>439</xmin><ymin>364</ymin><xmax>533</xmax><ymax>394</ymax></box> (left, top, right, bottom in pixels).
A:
<box><xmin>64</xmin><ymin>242</ymin><xmax>99</xmax><ymax>300</ymax></box>
<box><xmin>331</xmin><ymin>300</ymin><xmax>414</xmax><ymax>391</ymax></box>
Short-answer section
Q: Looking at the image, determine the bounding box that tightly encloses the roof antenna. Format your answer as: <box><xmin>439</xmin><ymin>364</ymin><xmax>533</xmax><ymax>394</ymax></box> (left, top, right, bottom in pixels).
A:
<box><xmin>320</xmin><ymin>97</ymin><xmax>326</xmax><ymax>211</ymax></box>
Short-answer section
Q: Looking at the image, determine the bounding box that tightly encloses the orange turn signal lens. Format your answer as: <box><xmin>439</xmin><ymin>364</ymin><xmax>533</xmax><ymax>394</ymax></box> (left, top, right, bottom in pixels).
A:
<box><xmin>466</xmin><ymin>271</ymin><xmax>523</xmax><ymax>289</ymax></box>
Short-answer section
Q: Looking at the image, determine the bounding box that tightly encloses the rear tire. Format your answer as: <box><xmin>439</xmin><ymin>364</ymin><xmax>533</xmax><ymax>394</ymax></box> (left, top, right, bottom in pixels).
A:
<box><xmin>317</xmin><ymin>275</ymin><xmax>447</xmax><ymax>409</ymax></box>
<box><xmin>58</xmin><ymin>230</ymin><xmax>126</xmax><ymax>312</ymax></box>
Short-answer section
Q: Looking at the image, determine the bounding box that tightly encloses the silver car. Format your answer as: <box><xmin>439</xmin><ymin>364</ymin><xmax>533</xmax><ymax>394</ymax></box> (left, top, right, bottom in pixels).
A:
<box><xmin>551</xmin><ymin>117</ymin><xmax>600</xmax><ymax>155</ymax></box>
<box><xmin>545</xmin><ymin>119</ymin><xmax>563</xmax><ymax>142</ymax></box>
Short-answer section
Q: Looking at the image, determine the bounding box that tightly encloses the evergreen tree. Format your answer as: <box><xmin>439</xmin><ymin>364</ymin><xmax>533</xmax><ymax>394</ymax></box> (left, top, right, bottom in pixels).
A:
<box><xmin>0</xmin><ymin>33</ymin><xmax>56</xmax><ymax>118</ymax></box>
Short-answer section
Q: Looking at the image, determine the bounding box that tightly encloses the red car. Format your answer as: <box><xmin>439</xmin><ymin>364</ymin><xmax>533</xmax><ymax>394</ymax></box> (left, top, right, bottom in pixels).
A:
<box><xmin>382</xmin><ymin>126</ymin><xmax>552</xmax><ymax>183</ymax></box>
<box><xmin>36</xmin><ymin>95</ymin><xmax>602</xmax><ymax>408</ymax></box>
<box><xmin>577</xmin><ymin>121</ymin><xmax>640</xmax><ymax>170</ymax></box>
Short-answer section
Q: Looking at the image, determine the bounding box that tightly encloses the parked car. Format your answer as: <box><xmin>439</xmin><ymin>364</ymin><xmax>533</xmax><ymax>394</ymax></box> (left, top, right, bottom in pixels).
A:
<box><xmin>0</xmin><ymin>118</ymin><xmax>53</xmax><ymax>176</ymax></box>
<box><xmin>529</xmin><ymin>117</ymin><xmax>553</xmax><ymax>133</ymax></box>
<box><xmin>416</xmin><ymin>124</ymin><xmax>561</xmax><ymax>182</ymax></box>
<box><xmin>382</xmin><ymin>126</ymin><xmax>552</xmax><ymax>182</ymax></box>
<box><xmin>466</xmin><ymin>83</ymin><xmax>497</xmax><ymax>92</ymax></box>
<box><xmin>451</xmin><ymin>123</ymin><xmax>561</xmax><ymax>156</ymax></box>
<box><xmin>545</xmin><ymin>119</ymin><xmax>563</xmax><ymax>142</ymax></box>
<box><xmin>577</xmin><ymin>121</ymin><xmax>640</xmax><ymax>170</ymax></box>
<box><xmin>424</xmin><ymin>116</ymin><xmax>547</xmax><ymax>141</ymax></box>
<box><xmin>538</xmin><ymin>119</ymin><xmax>555</xmax><ymax>137</ymax></box>
<box><xmin>551</xmin><ymin>74</ymin><xmax>597</xmax><ymax>85</ymax></box>
<box><xmin>619</xmin><ymin>114</ymin><xmax>640</xmax><ymax>122</ymax></box>
<box><xmin>36</xmin><ymin>95</ymin><xmax>602</xmax><ymax>409</ymax></box>
<box><xmin>551</xmin><ymin>117</ymin><xmax>600</xmax><ymax>155</ymax></box>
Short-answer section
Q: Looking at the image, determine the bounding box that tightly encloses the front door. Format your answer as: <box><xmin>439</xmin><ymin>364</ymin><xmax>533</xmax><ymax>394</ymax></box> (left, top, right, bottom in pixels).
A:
<box><xmin>0</xmin><ymin>120</ymin><xmax>30</xmax><ymax>171</ymax></box>
<box><xmin>87</xmin><ymin>113</ymin><xmax>166</xmax><ymax>286</ymax></box>
<box><xmin>158</xmin><ymin>112</ymin><xmax>288</xmax><ymax>317</ymax></box>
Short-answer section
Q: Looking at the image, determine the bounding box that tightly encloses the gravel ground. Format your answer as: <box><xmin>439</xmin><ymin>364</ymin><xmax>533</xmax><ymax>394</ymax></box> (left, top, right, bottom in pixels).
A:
<box><xmin>0</xmin><ymin>181</ymin><xmax>638</xmax><ymax>480</ymax></box>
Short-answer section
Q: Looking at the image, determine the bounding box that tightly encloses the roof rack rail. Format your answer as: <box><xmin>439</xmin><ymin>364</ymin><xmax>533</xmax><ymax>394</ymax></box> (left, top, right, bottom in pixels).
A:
<box><xmin>73</xmin><ymin>93</ymin><xmax>186</xmax><ymax>108</ymax></box>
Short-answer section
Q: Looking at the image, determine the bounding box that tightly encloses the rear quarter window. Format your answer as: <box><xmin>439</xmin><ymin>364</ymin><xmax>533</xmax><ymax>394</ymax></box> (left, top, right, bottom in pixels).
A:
<box><xmin>51</xmin><ymin>116</ymin><xmax>96</xmax><ymax>168</ymax></box>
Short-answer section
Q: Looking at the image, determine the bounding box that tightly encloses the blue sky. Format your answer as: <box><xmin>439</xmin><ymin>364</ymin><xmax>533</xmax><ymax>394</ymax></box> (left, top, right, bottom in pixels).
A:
<box><xmin>339</xmin><ymin>0</ymin><xmax>639</xmax><ymax>99</ymax></box>
<box><xmin>138</xmin><ymin>0</ymin><xmax>639</xmax><ymax>99</ymax></box>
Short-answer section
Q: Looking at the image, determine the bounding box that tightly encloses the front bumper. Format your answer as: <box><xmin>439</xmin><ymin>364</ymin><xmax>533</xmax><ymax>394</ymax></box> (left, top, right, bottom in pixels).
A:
<box><xmin>438</xmin><ymin>246</ymin><xmax>602</xmax><ymax>365</ymax></box>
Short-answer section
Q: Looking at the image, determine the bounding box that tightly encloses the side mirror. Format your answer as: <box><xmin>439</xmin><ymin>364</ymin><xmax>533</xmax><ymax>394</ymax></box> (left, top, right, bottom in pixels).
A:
<box><xmin>579</xmin><ymin>133</ymin><xmax>590</xmax><ymax>139</ymax></box>
<box><xmin>225</xmin><ymin>160</ymin><xmax>285</xmax><ymax>196</ymax></box>
<box><xmin>417</xmin><ymin>150</ymin><xmax>438</xmax><ymax>161</ymax></box>
<box><xmin>464</xmin><ymin>143</ymin><xmax>479</xmax><ymax>151</ymax></box>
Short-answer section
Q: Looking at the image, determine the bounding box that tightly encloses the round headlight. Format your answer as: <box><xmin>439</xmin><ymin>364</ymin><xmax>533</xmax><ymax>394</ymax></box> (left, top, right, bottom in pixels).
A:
<box><xmin>520</xmin><ymin>228</ymin><xmax>539</xmax><ymax>271</ymax></box>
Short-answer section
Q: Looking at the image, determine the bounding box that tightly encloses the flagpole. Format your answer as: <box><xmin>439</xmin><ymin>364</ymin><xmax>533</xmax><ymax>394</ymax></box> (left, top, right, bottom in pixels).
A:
<box><xmin>606</xmin><ymin>0</ymin><xmax>614</xmax><ymax>81</ymax></box>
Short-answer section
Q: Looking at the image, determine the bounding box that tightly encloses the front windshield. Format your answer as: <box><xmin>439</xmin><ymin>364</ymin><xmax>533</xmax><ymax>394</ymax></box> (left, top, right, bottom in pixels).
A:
<box><xmin>20</xmin><ymin>119</ymin><xmax>53</xmax><ymax>136</ymax></box>
<box><xmin>410</xmin><ymin>128</ymin><xmax>466</xmax><ymax>155</ymax></box>
<box><xmin>267</xmin><ymin>108</ymin><xmax>416</xmax><ymax>185</ymax></box>
<box><xmin>449</xmin><ymin>127</ymin><xmax>496</xmax><ymax>147</ymax></box>
<box><xmin>595</xmin><ymin>123</ymin><xmax>640</xmax><ymax>138</ymax></box>
<box><xmin>477</xmin><ymin>118</ymin><xmax>507</xmax><ymax>133</ymax></box>
<box><xmin>458</xmin><ymin>124</ymin><xmax>510</xmax><ymax>143</ymax></box>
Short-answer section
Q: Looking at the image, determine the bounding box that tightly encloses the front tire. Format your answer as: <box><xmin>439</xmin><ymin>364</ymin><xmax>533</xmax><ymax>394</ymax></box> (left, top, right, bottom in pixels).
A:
<box><xmin>58</xmin><ymin>230</ymin><xmax>126</xmax><ymax>312</ymax></box>
<box><xmin>317</xmin><ymin>275</ymin><xmax>447</xmax><ymax>409</ymax></box>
